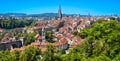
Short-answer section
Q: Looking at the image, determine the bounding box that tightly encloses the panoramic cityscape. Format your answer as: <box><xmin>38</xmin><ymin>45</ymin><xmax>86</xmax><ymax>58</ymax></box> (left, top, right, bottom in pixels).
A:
<box><xmin>0</xmin><ymin>0</ymin><xmax>120</xmax><ymax>61</ymax></box>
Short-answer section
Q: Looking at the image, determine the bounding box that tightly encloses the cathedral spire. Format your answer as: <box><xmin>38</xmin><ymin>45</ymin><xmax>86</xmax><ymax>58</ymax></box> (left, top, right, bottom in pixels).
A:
<box><xmin>88</xmin><ymin>12</ymin><xmax>90</xmax><ymax>21</ymax></box>
<box><xmin>58</xmin><ymin>5</ymin><xmax>62</xmax><ymax>20</ymax></box>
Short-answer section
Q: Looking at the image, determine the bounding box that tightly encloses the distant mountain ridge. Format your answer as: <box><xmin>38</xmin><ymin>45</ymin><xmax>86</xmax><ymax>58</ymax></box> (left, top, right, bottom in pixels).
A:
<box><xmin>0</xmin><ymin>13</ymin><xmax>87</xmax><ymax>17</ymax></box>
<box><xmin>27</xmin><ymin>13</ymin><xmax>76</xmax><ymax>17</ymax></box>
<box><xmin>0</xmin><ymin>13</ymin><xmax>27</xmax><ymax>16</ymax></box>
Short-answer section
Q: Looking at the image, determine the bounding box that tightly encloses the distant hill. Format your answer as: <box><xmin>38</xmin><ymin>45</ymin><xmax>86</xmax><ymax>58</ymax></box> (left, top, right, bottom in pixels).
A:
<box><xmin>0</xmin><ymin>13</ymin><xmax>88</xmax><ymax>17</ymax></box>
<box><xmin>27</xmin><ymin>13</ymin><xmax>75</xmax><ymax>17</ymax></box>
<box><xmin>0</xmin><ymin>13</ymin><xmax>27</xmax><ymax>16</ymax></box>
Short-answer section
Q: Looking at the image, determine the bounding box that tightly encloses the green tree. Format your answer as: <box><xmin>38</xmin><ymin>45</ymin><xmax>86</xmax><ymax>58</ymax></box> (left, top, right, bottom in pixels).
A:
<box><xmin>19</xmin><ymin>46</ymin><xmax>41</xmax><ymax>61</ymax></box>
<box><xmin>0</xmin><ymin>50</ymin><xmax>14</xmax><ymax>61</ymax></box>
<box><xmin>45</xmin><ymin>31</ymin><xmax>53</xmax><ymax>42</ymax></box>
<box><xmin>73</xmin><ymin>20</ymin><xmax>120</xmax><ymax>60</ymax></box>
<box><xmin>23</xmin><ymin>31</ymin><xmax>38</xmax><ymax>45</ymax></box>
<box><xmin>10</xmin><ymin>50</ymin><xmax>21</xmax><ymax>61</ymax></box>
<box><xmin>65</xmin><ymin>47</ymin><xmax>82</xmax><ymax>61</ymax></box>
<box><xmin>41</xmin><ymin>43</ymin><xmax>61</xmax><ymax>61</ymax></box>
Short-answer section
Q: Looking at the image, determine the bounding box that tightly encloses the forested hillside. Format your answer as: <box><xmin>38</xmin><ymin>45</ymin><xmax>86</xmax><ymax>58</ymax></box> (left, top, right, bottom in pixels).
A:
<box><xmin>0</xmin><ymin>18</ymin><xmax>34</xmax><ymax>29</ymax></box>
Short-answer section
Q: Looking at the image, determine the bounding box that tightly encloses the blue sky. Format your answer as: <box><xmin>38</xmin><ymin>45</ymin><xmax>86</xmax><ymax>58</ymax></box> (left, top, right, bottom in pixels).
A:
<box><xmin>0</xmin><ymin>0</ymin><xmax>120</xmax><ymax>15</ymax></box>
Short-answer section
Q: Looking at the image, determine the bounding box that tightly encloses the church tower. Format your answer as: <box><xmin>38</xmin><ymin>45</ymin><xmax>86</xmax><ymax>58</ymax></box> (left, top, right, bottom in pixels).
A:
<box><xmin>58</xmin><ymin>5</ymin><xmax>62</xmax><ymax>20</ymax></box>
<box><xmin>42</xmin><ymin>21</ymin><xmax>46</xmax><ymax>42</ymax></box>
<box><xmin>42</xmin><ymin>27</ymin><xmax>45</xmax><ymax>42</ymax></box>
<box><xmin>88</xmin><ymin>12</ymin><xmax>91</xmax><ymax>21</ymax></box>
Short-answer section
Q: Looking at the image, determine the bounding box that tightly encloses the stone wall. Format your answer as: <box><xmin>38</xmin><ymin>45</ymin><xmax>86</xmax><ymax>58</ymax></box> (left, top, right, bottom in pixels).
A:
<box><xmin>0</xmin><ymin>41</ymin><xmax>22</xmax><ymax>51</ymax></box>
